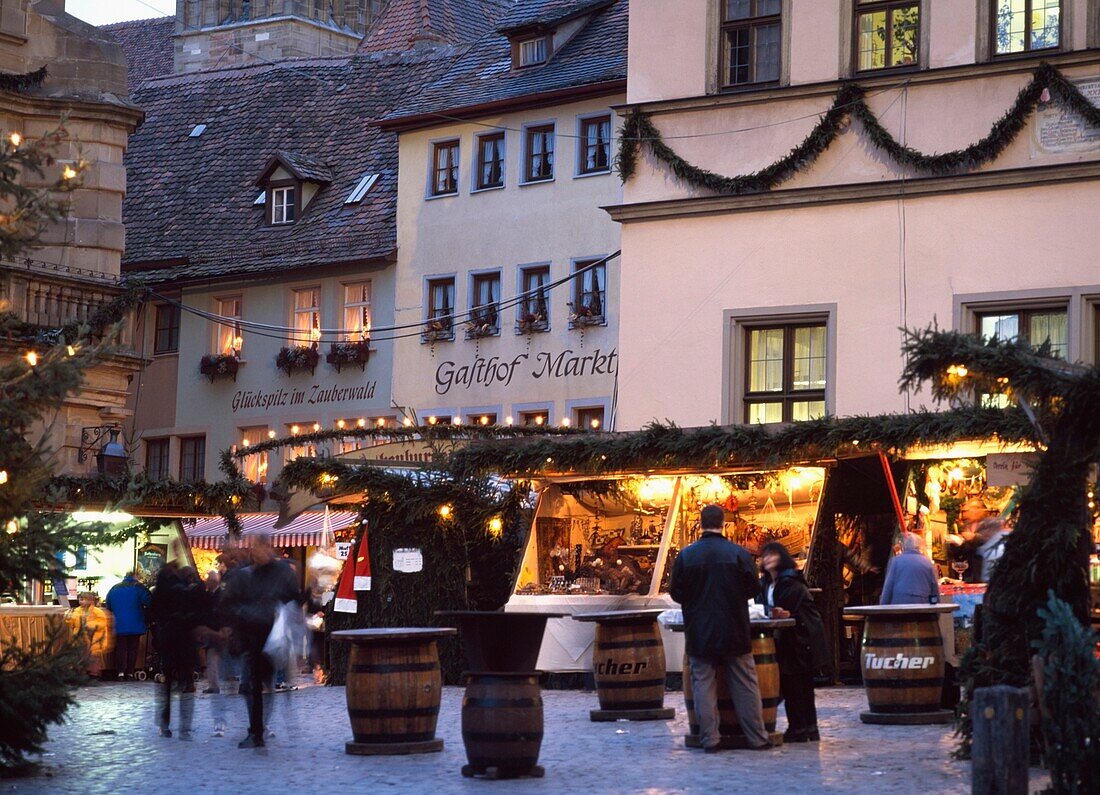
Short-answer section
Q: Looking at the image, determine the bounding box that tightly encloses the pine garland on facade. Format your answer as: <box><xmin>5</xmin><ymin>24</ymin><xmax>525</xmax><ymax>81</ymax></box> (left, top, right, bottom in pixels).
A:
<box><xmin>0</xmin><ymin>66</ymin><xmax>47</xmax><ymax>95</ymax></box>
<box><xmin>618</xmin><ymin>62</ymin><xmax>1100</xmax><ymax>194</ymax></box>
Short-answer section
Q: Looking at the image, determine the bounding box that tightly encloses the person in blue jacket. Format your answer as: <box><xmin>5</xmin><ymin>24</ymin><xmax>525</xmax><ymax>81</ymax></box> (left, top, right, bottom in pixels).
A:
<box><xmin>105</xmin><ymin>571</ymin><xmax>152</xmax><ymax>680</ymax></box>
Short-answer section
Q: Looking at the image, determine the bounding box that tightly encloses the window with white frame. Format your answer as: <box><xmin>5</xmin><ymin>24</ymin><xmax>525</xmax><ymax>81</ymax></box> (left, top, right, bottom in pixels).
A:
<box><xmin>285</xmin><ymin>423</ymin><xmax>319</xmax><ymax>463</ymax></box>
<box><xmin>343</xmin><ymin>281</ymin><xmax>371</xmax><ymax>341</ymax></box>
<box><xmin>431</xmin><ymin>140</ymin><xmax>460</xmax><ymax>196</ymax></box>
<box><xmin>578</xmin><ymin>115</ymin><xmax>612</xmax><ymax>175</ymax></box>
<box><xmin>518</xmin><ymin>36</ymin><xmax>548</xmax><ymax>67</ymax></box>
<box><xmin>743</xmin><ymin>322</ymin><xmax>827</xmax><ymax>424</ymax></box>
<box><xmin>855</xmin><ymin>0</ymin><xmax>920</xmax><ymax>71</ymax></box>
<box><xmin>425</xmin><ymin>277</ymin><xmax>456</xmax><ymax>341</ymax></box>
<box><xmin>468</xmin><ymin>272</ymin><xmax>500</xmax><ymax>336</ymax></box>
<box><xmin>518</xmin><ymin>264</ymin><xmax>550</xmax><ymax>331</ymax></box>
<box><xmin>977</xmin><ymin>307</ymin><xmax>1067</xmax><ymax>358</ymax></box>
<box><xmin>574</xmin><ymin>406</ymin><xmax>605</xmax><ymax>432</ymax></box>
<box><xmin>238</xmin><ymin>426</ymin><xmax>269</xmax><ymax>483</ymax></box>
<box><xmin>520</xmin><ymin>409</ymin><xmax>549</xmax><ymax>427</ymax></box>
<box><xmin>179</xmin><ymin>435</ymin><xmax>206</xmax><ymax>482</ymax></box>
<box><xmin>524</xmin><ymin>124</ymin><xmax>555</xmax><ymax>182</ymax></box>
<box><xmin>216</xmin><ymin>296</ymin><xmax>243</xmax><ymax>355</ymax></box>
<box><xmin>293</xmin><ymin>287</ymin><xmax>321</xmax><ymax>345</ymax></box>
<box><xmin>145</xmin><ymin>438</ymin><xmax>170</xmax><ymax>480</ymax></box>
<box><xmin>993</xmin><ymin>0</ymin><xmax>1060</xmax><ymax>55</ymax></box>
<box><xmin>570</xmin><ymin>259</ymin><xmax>606</xmax><ymax>326</ymax></box>
<box><xmin>476</xmin><ymin>132</ymin><xmax>505</xmax><ymax>190</ymax></box>
<box><xmin>720</xmin><ymin>0</ymin><xmax>781</xmax><ymax>88</ymax></box>
<box><xmin>271</xmin><ymin>185</ymin><xmax>296</xmax><ymax>224</ymax></box>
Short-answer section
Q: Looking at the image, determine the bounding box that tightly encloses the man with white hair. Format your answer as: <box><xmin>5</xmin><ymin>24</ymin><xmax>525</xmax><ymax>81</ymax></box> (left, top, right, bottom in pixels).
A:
<box><xmin>880</xmin><ymin>533</ymin><xmax>940</xmax><ymax>605</ymax></box>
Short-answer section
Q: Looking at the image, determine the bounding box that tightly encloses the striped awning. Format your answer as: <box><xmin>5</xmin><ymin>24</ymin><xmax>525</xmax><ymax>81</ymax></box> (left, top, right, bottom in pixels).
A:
<box><xmin>185</xmin><ymin>511</ymin><xmax>357</xmax><ymax>550</ymax></box>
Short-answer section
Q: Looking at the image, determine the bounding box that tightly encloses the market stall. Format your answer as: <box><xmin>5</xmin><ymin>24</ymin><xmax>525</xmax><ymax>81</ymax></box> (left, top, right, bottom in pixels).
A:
<box><xmin>505</xmin><ymin>469</ymin><xmax>825</xmax><ymax>671</ymax></box>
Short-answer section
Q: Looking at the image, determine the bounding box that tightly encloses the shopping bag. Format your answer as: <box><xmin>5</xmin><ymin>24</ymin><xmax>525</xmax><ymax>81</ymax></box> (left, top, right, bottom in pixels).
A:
<box><xmin>262</xmin><ymin>602</ymin><xmax>291</xmax><ymax>667</ymax></box>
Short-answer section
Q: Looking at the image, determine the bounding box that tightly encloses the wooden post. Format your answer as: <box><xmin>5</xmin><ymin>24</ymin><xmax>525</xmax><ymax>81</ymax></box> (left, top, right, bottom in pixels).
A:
<box><xmin>971</xmin><ymin>685</ymin><xmax>1029</xmax><ymax>795</ymax></box>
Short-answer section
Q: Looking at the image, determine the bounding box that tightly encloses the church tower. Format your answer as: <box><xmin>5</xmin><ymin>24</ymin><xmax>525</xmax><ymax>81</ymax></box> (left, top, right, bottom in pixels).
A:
<box><xmin>173</xmin><ymin>0</ymin><xmax>384</xmax><ymax>73</ymax></box>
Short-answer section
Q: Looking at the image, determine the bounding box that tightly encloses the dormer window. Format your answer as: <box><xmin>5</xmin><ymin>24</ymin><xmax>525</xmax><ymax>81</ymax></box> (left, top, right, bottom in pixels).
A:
<box><xmin>271</xmin><ymin>185</ymin><xmax>297</xmax><ymax>225</ymax></box>
<box><xmin>256</xmin><ymin>151</ymin><xmax>332</xmax><ymax>227</ymax></box>
<box><xmin>518</xmin><ymin>36</ymin><xmax>548</xmax><ymax>66</ymax></box>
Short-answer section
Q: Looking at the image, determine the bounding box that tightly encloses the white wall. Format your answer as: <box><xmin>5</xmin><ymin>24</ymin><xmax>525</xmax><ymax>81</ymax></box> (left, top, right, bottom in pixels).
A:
<box><xmin>393</xmin><ymin>95</ymin><xmax>625</xmax><ymax>426</ymax></box>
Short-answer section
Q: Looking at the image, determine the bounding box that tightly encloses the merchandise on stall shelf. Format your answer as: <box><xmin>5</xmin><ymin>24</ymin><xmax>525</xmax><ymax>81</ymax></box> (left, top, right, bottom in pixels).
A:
<box><xmin>513</xmin><ymin>471</ymin><xmax>824</xmax><ymax>598</ymax></box>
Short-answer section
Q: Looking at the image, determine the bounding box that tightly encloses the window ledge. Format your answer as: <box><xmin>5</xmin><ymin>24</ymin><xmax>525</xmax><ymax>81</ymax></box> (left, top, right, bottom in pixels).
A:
<box><xmin>471</xmin><ymin>184</ymin><xmax>506</xmax><ymax>194</ymax></box>
<box><xmin>152</xmin><ymin>350</ymin><xmax>180</xmax><ymax>358</ymax></box>
<box><xmin>425</xmin><ymin>191</ymin><xmax>459</xmax><ymax>201</ymax></box>
<box><xmin>574</xmin><ymin>169</ymin><xmax>612</xmax><ymax>180</ymax></box>
<box><xmin>569</xmin><ymin>317</ymin><xmax>607</xmax><ymax>330</ymax></box>
<box><xmin>519</xmin><ymin>177</ymin><xmax>556</xmax><ymax>187</ymax></box>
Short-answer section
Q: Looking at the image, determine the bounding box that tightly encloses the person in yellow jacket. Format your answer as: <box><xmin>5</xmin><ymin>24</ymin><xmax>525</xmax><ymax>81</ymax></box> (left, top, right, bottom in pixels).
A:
<box><xmin>67</xmin><ymin>592</ymin><xmax>115</xmax><ymax>679</ymax></box>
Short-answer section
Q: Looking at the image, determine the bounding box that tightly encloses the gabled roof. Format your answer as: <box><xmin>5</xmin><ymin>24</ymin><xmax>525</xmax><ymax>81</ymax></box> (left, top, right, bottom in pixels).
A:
<box><xmin>359</xmin><ymin>0</ymin><xmax>513</xmax><ymax>53</ymax></box>
<box><xmin>259</xmin><ymin>151</ymin><xmax>335</xmax><ymax>185</ymax></box>
<box><xmin>381</xmin><ymin>0</ymin><xmax>626</xmax><ymax>130</ymax></box>
<box><xmin>121</xmin><ymin>49</ymin><xmax>462</xmax><ymax>283</ymax></box>
<box><xmin>101</xmin><ymin>16</ymin><xmax>174</xmax><ymax>89</ymax></box>
<box><xmin>496</xmin><ymin>0</ymin><xmax>613</xmax><ymax>34</ymax></box>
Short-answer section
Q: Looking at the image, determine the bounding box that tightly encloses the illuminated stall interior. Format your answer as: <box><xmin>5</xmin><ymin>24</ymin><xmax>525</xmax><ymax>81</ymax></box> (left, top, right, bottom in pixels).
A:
<box><xmin>513</xmin><ymin>468</ymin><xmax>826</xmax><ymax>598</ymax></box>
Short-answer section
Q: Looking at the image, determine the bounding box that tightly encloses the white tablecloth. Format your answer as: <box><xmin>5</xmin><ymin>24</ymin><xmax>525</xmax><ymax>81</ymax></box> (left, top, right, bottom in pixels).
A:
<box><xmin>505</xmin><ymin>594</ymin><xmax>684</xmax><ymax>673</ymax></box>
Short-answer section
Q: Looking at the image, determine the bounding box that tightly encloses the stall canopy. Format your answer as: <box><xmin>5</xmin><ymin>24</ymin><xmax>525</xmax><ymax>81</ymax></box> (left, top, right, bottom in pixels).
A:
<box><xmin>186</xmin><ymin>511</ymin><xmax>357</xmax><ymax>550</ymax></box>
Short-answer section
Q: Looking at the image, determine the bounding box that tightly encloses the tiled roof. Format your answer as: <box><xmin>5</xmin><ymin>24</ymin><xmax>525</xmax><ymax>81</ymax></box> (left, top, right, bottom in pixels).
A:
<box><xmin>264</xmin><ymin>151</ymin><xmax>335</xmax><ymax>184</ymax></box>
<box><xmin>360</xmin><ymin>0</ymin><xmax>513</xmax><ymax>53</ymax></box>
<box><xmin>101</xmin><ymin>17</ymin><xmax>174</xmax><ymax>89</ymax></box>
<box><xmin>121</xmin><ymin>49</ymin><xmax>462</xmax><ymax>283</ymax></box>
<box><xmin>383</xmin><ymin>0</ymin><xmax>625</xmax><ymax>126</ymax></box>
<box><xmin>496</xmin><ymin>0</ymin><xmax>612</xmax><ymax>33</ymax></box>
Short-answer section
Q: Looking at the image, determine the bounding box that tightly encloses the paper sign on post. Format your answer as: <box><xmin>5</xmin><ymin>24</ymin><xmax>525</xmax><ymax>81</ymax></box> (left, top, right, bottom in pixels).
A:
<box><xmin>335</xmin><ymin>542</ymin><xmax>352</xmax><ymax>560</ymax></box>
<box><xmin>392</xmin><ymin>548</ymin><xmax>423</xmax><ymax>573</ymax></box>
<box><xmin>986</xmin><ymin>453</ymin><xmax>1039</xmax><ymax>487</ymax></box>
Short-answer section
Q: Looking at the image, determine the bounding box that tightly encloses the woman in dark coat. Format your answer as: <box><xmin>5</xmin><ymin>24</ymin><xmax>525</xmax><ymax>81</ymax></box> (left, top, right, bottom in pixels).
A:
<box><xmin>758</xmin><ymin>542</ymin><xmax>829</xmax><ymax>742</ymax></box>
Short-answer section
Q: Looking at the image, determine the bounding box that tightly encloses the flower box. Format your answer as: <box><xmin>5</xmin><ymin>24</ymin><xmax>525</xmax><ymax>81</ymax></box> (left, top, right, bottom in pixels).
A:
<box><xmin>199</xmin><ymin>353</ymin><xmax>239</xmax><ymax>383</ymax></box>
<box><xmin>568</xmin><ymin>304</ymin><xmax>605</xmax><ymax>328</ymax></box>
<box><xmin>326</xmin><ymin>340</ymin><xmax>370</xmax><ymax>373</ymax></box>
<box><xmin>464</xmin><ymin>307</ymin><xmax>499</xmax><ymax>340</ymax></box>
<box><xmin>422</xmin><ymin>319</ymin><xmax>453</xmax><ymax>344</ymax></box>
<box><xmin>276</xmin><ymin>344</ymin><xmax>320</xmax><ymax>376</ymax></box>
<box><xmin>516</xmin><ymin>311</ymin><xmax>549</xmax><ymax>335</ymax></box>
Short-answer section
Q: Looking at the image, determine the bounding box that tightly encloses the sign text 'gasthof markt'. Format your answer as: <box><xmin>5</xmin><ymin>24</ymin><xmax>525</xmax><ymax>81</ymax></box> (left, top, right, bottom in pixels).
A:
<box><xmin>434</xmin><ymin>348</ymin><xmax>617</xmax><ymax>396</ymax></box>
<box><xmin>231</xmin><ymin>381</ymin><xmax>378</xmax><ymax>413</ymax></box>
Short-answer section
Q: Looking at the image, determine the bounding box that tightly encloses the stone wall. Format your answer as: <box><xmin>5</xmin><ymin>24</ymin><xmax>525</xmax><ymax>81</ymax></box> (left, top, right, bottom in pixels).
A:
<box><xmin>174</xmin><ymin>16</ymin><xmax>362</xmax><ymax>72</ymax></box>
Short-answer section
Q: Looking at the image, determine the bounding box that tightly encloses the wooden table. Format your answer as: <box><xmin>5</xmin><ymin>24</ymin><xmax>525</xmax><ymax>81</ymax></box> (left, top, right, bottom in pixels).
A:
<box><xmin>330</xmin><ymin>628</ymin><xmax>456</xmax><ymax>755</ymax></box>
<box><xmin>844</xmin><ymin>604</ymin><xmax>959</xmax><ymax>725</ymax></box>
<box><xmin>668</xmin><ymin>618</ymin><xmax>794</xmax><ymax>748</ymax></box>
<box><xmin>0</xmin><ymin>606</ymin><xmax>68</xmax><ymax>667</ymax></box>
<box><xmin>573</xmin><ymin>609</ymin><xmax>675</xmax><ymax>722</ymax></box>
<box><xmin>436</xmin><ymin>611</ymin><xmax>564</xmax><ymax>780</ymax></box>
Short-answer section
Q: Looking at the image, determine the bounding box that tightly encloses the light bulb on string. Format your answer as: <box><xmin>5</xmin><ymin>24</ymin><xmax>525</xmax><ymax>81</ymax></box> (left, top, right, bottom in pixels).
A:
<box><xmin>402</xmin><ymin>417</ymin><xmax>413</xmax><ymax>427</ymax></box>
<box><xmin>267</xmin><ymin>430</ymin><xmax>277</xmax><ymax>439</ymax></box>
<box><xmin>357</xmin><ymin>418</ymin><xmax>366</xmax><ymax>428</ymax></box>
<box><xmin>61</xmin><ymin>165</ymin><xmax>78</xmax><ymax>180</ymax></box>
<box><xmin>0</xmin><ymin>470</ymin><xmax>7</xmax><ymax>485</ymax></box>
<box><xmin>25</xmin><ymin>351</ymin><xmax>37</xmax><ymax>366</ymax></box>
<box><xmin>9</xmin><ymin>132</ymin><xmax>21</xmax><ymax>147</ymax></box>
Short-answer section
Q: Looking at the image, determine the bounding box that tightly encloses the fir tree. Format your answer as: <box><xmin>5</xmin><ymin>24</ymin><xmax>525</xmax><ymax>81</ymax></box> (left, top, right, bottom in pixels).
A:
<box><xmin>0</xmin><ymin>125</ymin><xmax>129</xmax><ymax>774</ymax></box>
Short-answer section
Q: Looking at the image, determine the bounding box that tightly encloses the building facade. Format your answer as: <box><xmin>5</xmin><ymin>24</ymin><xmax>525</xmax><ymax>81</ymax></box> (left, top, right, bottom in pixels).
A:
<box><xmin>383</xmin><ymin>0</ymin><xmax>627</xmax><ymax>430</ymax></box>
<box><xmin>0</xmin><ymin>0</ymin><xmax>143</xmax><ymax>475</ymax></box>
<box><xmin>611</xmin><ymin>0</ymin><xmax>1100</xmax><ymax>429</ymax></box>
<box><xmin>117</xmin><ymin>0</ymin><xmax>508</xmax><ymax>486</ymax></box>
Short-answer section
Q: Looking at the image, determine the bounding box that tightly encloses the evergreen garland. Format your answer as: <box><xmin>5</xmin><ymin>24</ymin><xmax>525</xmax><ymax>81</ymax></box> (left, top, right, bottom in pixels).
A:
<box><xmin>618</xmin><ymin>62</ymin><xmax>1100</xmax><ymax>194</ymax></box>
<box><xmin>0</xmin><ymin>66</ymin><xmax>47</xmax><ymax>95</ymax></box>
<box><xmin>443</xmin><ymin>407</ymin><xmax>1039</xmax><ymax>479</ymax></box>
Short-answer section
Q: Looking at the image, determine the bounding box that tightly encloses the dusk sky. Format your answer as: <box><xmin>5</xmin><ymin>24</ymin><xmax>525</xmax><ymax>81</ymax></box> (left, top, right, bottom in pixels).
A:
<box><xmin>68</xmin><ymin>0</ymin><xmax>172</xmax><ymax>26</ymax></box>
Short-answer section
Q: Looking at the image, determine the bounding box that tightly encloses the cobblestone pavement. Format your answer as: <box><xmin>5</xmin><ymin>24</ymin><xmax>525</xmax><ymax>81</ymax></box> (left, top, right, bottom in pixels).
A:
<box><xmin>5</xmin><ymin>682</ymin><xmax>1049</xmax><ymax>794</ymax></box>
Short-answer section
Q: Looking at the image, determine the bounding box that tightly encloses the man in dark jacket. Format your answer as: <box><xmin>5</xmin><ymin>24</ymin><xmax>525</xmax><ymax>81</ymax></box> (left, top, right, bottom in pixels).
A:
<box><xmin>669</xmin><ymin>504</ymin><xmax>770</xmax><ymax>751</ymax></box>
<box><xmin>149</xmin><ymin>563</ymin><xmax>204</xmax><ymax>739</ymax></box>
<box><xmin>222</xmin><ymin>535</ymin><xmax>299</xmax><ymax>748</ymax></box>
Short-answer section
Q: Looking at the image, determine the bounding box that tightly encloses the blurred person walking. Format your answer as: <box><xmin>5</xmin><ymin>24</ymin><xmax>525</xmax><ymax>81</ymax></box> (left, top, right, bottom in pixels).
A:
<box><xmin>669</xmin><ymin>504</ymin><xmax>771</xmax><ymax>752</ymax></box>
<box><xmin>149</xmin><ymin>563</ymin><xmax>204</xmax><ymax>739</ymax></box>
<box><xmin>200</xmin><ymin>570</ymin><xmax>225</xmax><ymax>694</ymax></box>
<box><xmin>758</xmin><ymin>542</ymin><xmax>828</xmax><ymax>743</ymax></box>
<box><xmin>104</xmin><ymin>571</ymin><xmax>151</xmax><ymax>680</ymax></box>
<box><xmin>67</xmin><ymin>592</ymin><xmax>114</xmax><ymax>680</ymax></box>
<box><xmin>223</xmin><ymin>535</ymin><xmax>299</xmax><ymax>748</ymax></box>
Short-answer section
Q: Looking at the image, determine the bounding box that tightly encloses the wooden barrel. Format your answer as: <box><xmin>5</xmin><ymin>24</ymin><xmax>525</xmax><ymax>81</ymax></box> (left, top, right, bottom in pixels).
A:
<box><xmin>461</xmin><ymin>672</ymin><xmax>543</xmax><ymax>776</ymax></box>
<box><xmin>861</xmin><ymin>614</ymin><xmax>944</xmax><ymax>715</ymax></box>
<box><xmin>683</xmin><ymin>633</ymin><xmax>781</xmax><ymax>742</ymax></box>
<box><xmin>593</xmin><ymin>618</ymin><xmax>667</xmax><ymax>711</ymax></box>
<box><xmin>345</xmin><ymin>638</ymin><xmax>442</xmax><ymax>752</ymax></box>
